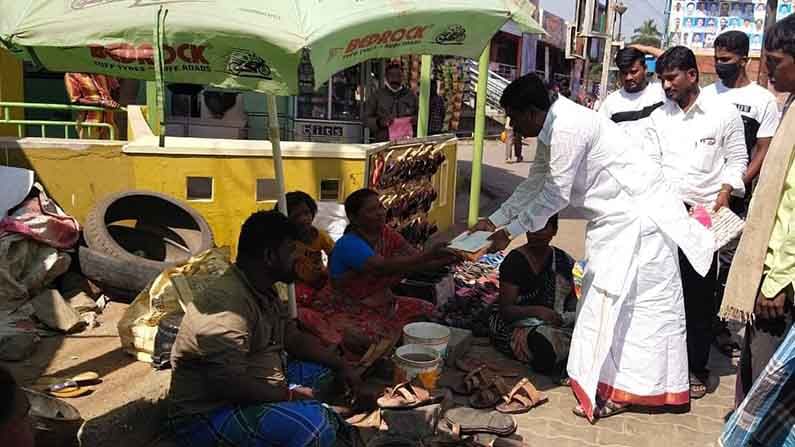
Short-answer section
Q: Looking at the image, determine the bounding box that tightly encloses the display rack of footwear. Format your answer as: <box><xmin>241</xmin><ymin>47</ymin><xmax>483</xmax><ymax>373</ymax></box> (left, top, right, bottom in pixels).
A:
<box><xmin>366</xmin><ymin>135</ymin><xmax>455</xmax><ymax>247</ymax></box>
<box><xmin>436</xmin><ymin>253</ymin><xmax>505</xmax><ymax>336</ymax></box>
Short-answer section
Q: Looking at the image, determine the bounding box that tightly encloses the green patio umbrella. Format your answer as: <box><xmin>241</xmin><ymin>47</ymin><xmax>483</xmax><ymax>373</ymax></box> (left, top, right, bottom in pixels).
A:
<box><xmin>0</xmin><ymin>0</ymin><xmax>543</xmax><ymax>94</ymax></box>
<box><xmin>0</xmin><ymin>0</ymin><xmax>544</xmax><ymax>316</ymax></box>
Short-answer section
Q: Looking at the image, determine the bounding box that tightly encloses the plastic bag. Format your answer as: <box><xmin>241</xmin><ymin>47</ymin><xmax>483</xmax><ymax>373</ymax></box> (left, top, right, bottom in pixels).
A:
<box><xmin>118</xmin><ymin>247</ymin><xmax>232</xmax><ymax>362</ymax></box>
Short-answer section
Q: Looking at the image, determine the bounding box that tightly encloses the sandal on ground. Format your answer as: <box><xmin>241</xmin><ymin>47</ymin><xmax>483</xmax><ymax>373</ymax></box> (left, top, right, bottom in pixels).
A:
<box><xmin>453</xmin><ymin>366</ymin><xmax>494</xmax><ymax>395</ymax></box>
<box><xmin>356</xmin><ymin>334</ymin><xmax>400</xmax><ymax>377</ymax></box>
<box><xmin>469</xmin><ymin>376</ymin><xmax>510</xmax><ymax>409</ymax></box>
<box><xmin>714</xmin><ymin>333</ymin><xmax>741</xmax><ymax>358</ymax></box>
<box><xmin>495</xmin><ymin>378</ymin><xmax>547</xmax><ymax>414</ymax></box>
<box><xmin>492</xmin><ymin>438</ymin><xmax>528</xmax><ymax>447</ymax></box>
<box><xmin>594</xmin><ymin>400</ymin><xmax>630</xmax><ymax>419</ymax></box>
<box><xmin>572</xmin><ymin>401</ymin><xmax>629</xmax><ymax>420</ymax></box>
<box><xmin>422</xmin><ymin>435</ymin><xmax>486</xmax><ymax>446</ymax></box>
<box><xmin>441</xmin><ymin>407</ymin><xmax>517</xmax><ymax>438</ymax></box>
<box><xmin>377</xmin><ymin>381</ymin><xmax>445</xmax><ymax>409</ymax></box>
<box><xmin>689</xmin><ymin>373</ymin><xmax>707</xmax><ymax>400</ymax></box>
<box><xmin>454</xmin><ymin>357</ymin><xmax>519</xmax><ymax>378</ymax></box>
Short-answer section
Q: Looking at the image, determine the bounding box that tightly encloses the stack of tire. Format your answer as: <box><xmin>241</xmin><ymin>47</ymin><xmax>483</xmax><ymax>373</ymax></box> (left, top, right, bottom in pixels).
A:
<box><xmin>78</xmin><ymin>190</ymin><xmax>214</xmax><ymax>300</ymax></box>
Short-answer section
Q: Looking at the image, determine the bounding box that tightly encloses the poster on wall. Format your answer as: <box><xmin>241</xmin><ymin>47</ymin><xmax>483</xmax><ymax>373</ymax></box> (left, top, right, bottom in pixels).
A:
<box><xmin>667</xmin><ymin>0</ymin><xmax>766</xmax><ymax>54</ymax></box>
<box><xmin>778</xmin><ymin>0</ymin><xmax>794</xmax><ymax>21</ymax></box>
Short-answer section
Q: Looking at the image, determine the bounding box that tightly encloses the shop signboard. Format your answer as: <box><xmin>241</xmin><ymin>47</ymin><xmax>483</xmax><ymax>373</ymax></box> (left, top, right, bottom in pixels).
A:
<box><xmin>294</xmin><ymin>119</ymin><xmax>362</xmax><ymax>143</ymax></box>
<box><xmin>542</xmin><ymin>11</ymin><xmax>567</xmax><ymax>49</ymax></box>
<box><xmin>778</xmin><ymin>0</ymin><xmax>794</xmax><ymax>21</ymax></box>
<box><xmin>667</xmin><ymin>0</ymin><xmax>767</xmax><ymax>55</ymax></box>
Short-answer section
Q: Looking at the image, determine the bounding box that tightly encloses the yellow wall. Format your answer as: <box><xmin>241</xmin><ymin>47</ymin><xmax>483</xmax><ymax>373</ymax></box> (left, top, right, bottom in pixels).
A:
<box><xmin>426</xmin><ymin>142</ymin><xmax>457</xmax><ymax>232</ymax></box>
<box><xmin>129</xmin><ymin>154</ymin><xmax>367</xmax><ymax>249</ymax></box>
<box><xmin>1</xmin><ymin>142</ymin><xmax>134</xmax><ymax>220</ymax></box>
<box><xmin>1</xmin><ymin>142</ymin><xmax>456</xmax><ymax>253</ymax></box>
<box><xmin>0</xmin><ymin>49</ymin><xmax>25</xmax><ymax>137</ymax></box>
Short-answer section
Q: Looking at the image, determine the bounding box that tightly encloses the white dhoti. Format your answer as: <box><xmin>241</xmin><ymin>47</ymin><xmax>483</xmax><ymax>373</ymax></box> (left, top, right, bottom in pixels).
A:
<box><xmin>567</xmin><ymin>218</ymin><xmax>690</xmax><ymax>421</ymax></box>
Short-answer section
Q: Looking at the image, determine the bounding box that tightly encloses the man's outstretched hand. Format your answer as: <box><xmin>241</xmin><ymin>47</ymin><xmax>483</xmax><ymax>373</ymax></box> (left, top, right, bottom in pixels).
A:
<box><xmin>487</xmin><ymin>229</ymin><xmax>510</xmax><ymax>252</ymax></box>
<box><xmin>470</xmin><ymin>218</ymin><xmax>497</xmax><ymax>233</ymax></box>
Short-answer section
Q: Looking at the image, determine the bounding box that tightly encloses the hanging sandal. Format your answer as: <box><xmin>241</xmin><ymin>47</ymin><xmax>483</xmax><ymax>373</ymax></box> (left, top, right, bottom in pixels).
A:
<box><xmin>469</xmin><ymin>376</ymin><xmax>510</xmax><ymax>409</ymax></box>
<box><xmin>495</xmin><ymin>378</ymin><xmax>547</xmax><ymax>414</ymax></box>
<box><xmin>377</xmin><ymin>381</ymin><xmax>446</xmax><ymax>409</ymax></box>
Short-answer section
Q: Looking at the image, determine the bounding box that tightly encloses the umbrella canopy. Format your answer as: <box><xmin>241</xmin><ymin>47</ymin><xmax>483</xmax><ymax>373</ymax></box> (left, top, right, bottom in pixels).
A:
<box><xmin>0</xmin><ymin>0</ymin><xmax>543</xmax><ymax>95</ymax></box>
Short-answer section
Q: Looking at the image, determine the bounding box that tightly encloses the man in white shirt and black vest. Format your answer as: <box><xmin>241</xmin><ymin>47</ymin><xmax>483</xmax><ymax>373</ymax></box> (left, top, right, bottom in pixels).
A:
<box><xmin>599</xmin><ymin>46</ymin><xmax>666</xmax><ymax>136</ymax></box>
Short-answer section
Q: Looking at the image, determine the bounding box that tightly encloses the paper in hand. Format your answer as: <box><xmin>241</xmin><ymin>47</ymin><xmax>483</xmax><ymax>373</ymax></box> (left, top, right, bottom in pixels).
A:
<box><xmin>448</xmin><ymin>231</ymin><xmax>494</xmax><ymax>253</ymax></box>
<box><xmin>388</xmin><ymin>116</ymin><xmax>414</xmax><ymax>141</ymax></box>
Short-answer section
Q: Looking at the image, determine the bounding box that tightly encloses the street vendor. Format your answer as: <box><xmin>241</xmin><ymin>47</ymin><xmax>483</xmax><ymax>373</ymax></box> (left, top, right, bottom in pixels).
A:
<box><xmin>167</xmin><ymin>210</ymin><xmax>362</xmax><ymax>447</ymax></box>
<box><xmin>471</xmin><ymin>73</ymin><xmax>714</xmax><ymax>423</ymax></box>
<box><xmin>365</xmin><ymin>63</ymin><xmax>418</xmax><ymax>142</ymax></box>
<box><xmin>298</xmin><ymin>188</ymin><xmax>460</xmax><ymax>357</ymax></box>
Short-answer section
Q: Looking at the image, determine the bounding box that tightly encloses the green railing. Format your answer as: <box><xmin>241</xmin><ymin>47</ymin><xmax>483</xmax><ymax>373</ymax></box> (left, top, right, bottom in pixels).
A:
<box><xmin>0</xmin><ymin>101</ymin><xmax>126</xmax><ymax>140</ymax></box>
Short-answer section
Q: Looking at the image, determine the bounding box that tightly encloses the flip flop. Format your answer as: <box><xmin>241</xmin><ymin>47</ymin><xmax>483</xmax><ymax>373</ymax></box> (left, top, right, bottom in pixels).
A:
<box><xmin>690</xmin><ymin>373</ymin><xmax>707</xmax><ymax>400</ymax></box>
<box><xmin>594</xmin><ymin>400</ymin><xmax>631</xmax><ymax>419</ymax></box>
<box><xmin>377</xmin><ymin>382</ymin><xmax>446</xmax><ymax>409</ymax></box>
<box><xmin>495</xmin><ymin>378</ymin><xmax>547</xmax><ymax>414</ymax></box>
<box><xmin>492</xmin><ymin>439</ymin><xmax>528</xmax><ymax>447</ymax></box>
<box><xmin>35</xmin><ymin>371</ymin><xmax>100</xmax><ymax>398</ymax></box>
<box><xmin>573</xmin><ymin>401</ymin><xmax>630</xmax><ymax>420</ymax></box>
<box><xmin>422</xmin><ymin>435</ymin><xmax>486</xmax><ymax>446</ymax></box>
<box><xmin>469</xmin><ymin>377</ymin><xmax>510</xmax><ymax>409</ymax></box>
<box><xmin>34</xmin><ymin>371</ymin><xmax>100</xmax><ymax>389</ymax></box>
<box><xmin>48</xmin><ymin>385</ymin><xmax>92</xmax><ymax>398</ymax></box>
<box><xmin>441</xmin><ymin>407</ymin><xmax>517</xmax><ymax>438</ymax></box>
<box><xmin>714</xmin><ymin>334</ymin><xmax>741</xmax><ymax>358</ymax></box>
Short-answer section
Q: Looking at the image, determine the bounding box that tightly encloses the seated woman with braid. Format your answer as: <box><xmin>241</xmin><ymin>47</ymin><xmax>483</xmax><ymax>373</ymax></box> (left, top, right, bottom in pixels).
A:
<box><xmin>488</xmin><ymin>215</ymin><xmax>577</xmax><ymax>379</ymax></box>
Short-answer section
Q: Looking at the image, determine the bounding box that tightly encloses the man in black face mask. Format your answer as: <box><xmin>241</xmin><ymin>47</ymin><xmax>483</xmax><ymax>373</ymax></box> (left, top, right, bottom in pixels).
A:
<box><xmin>702</xmin><ymin>31</ymin><xmax>781</xmax><ymax>359</ymax></box>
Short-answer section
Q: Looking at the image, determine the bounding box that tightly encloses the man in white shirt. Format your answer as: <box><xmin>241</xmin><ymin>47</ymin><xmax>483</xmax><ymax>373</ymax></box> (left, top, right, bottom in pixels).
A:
<box><xmin>599</xmin><ymin>47</ymin><xmax>666</xmax><ymax>134</ymax></box>
<box><xmin>648</xmin><ymin>46</ymin><xmax>748</xmax><ymax>399</ymax></box>
<box><xmin>471</xmin><ymin>73</ymin><xmax>713</xmax><ymax>423</ymax></box>
<box><xmin>703</xmin><ymin>32</ymin><xmax>781</xmax><ymax>356</ymax></box>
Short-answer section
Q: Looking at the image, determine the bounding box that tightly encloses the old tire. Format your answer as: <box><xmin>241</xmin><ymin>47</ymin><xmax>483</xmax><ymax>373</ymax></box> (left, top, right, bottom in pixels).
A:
<box><xmin>77</xmin><ymin>246</ymin><xmax>160</xmax><ymax>296</ymax></box>
<box><xmin>83</xmin><ymin>190</ymin><xmax>214</xmax><ymax>274</ymax></box>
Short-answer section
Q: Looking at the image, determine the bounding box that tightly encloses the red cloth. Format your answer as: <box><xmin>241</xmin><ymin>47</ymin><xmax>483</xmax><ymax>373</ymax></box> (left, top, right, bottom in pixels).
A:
<box><xmin>0</xmin><ymin>188</ymin><xmax>80</xmax><ymax>249</ymax></box>
<box><xmin>298</xmin><ymin>226</ymin><xmax>433</xmax><ymax>350</ymax></box>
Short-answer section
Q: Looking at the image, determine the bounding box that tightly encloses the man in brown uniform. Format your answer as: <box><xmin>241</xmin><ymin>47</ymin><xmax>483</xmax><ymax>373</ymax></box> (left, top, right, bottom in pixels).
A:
<box><xmin>168</xmin><ymin>210</ymin><xmax>361</xmax><ymax>447</ymax></box>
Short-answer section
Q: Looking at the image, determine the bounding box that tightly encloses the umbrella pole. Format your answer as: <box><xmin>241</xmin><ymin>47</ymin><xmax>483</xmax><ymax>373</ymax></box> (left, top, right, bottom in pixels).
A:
<box><xmin>467</xmin><ymin>46</ymin><xmax>490</xmax><ymax>227</ymax></box>
<box><xmin>266</xmin><ymin>94</ymin><xmax>296</xmax><ymax>318</ymax></box>
<box><xmin>417</xmin><ymin>55</ymin><xmax>432</xmax><ymax>137</ymax></box>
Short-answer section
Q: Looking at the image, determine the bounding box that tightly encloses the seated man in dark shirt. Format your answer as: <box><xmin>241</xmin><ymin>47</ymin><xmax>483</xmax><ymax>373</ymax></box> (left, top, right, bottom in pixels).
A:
<box><xmin>168</xmin><ymin>210</ymin><xmax>362</xmax><ymax>447</ymax></box>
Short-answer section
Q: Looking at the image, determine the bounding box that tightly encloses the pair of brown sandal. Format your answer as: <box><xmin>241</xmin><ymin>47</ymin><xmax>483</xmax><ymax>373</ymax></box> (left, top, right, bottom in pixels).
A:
<box><xmin>377</xmin><ymin>381</ymin><xmax>448</xmax><ymax>409</ymax></box>
<box><xmin>470</xmin><ymin>377</ymin><xmax>547</xmax><ymax>414</ymax></box>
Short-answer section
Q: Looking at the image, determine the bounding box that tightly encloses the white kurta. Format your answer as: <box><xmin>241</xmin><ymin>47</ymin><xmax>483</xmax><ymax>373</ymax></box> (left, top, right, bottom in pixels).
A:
<box><xmin>489</xmin><ymin>96</ymin><xmax>714</xmax><ymax>420</ymax></box>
